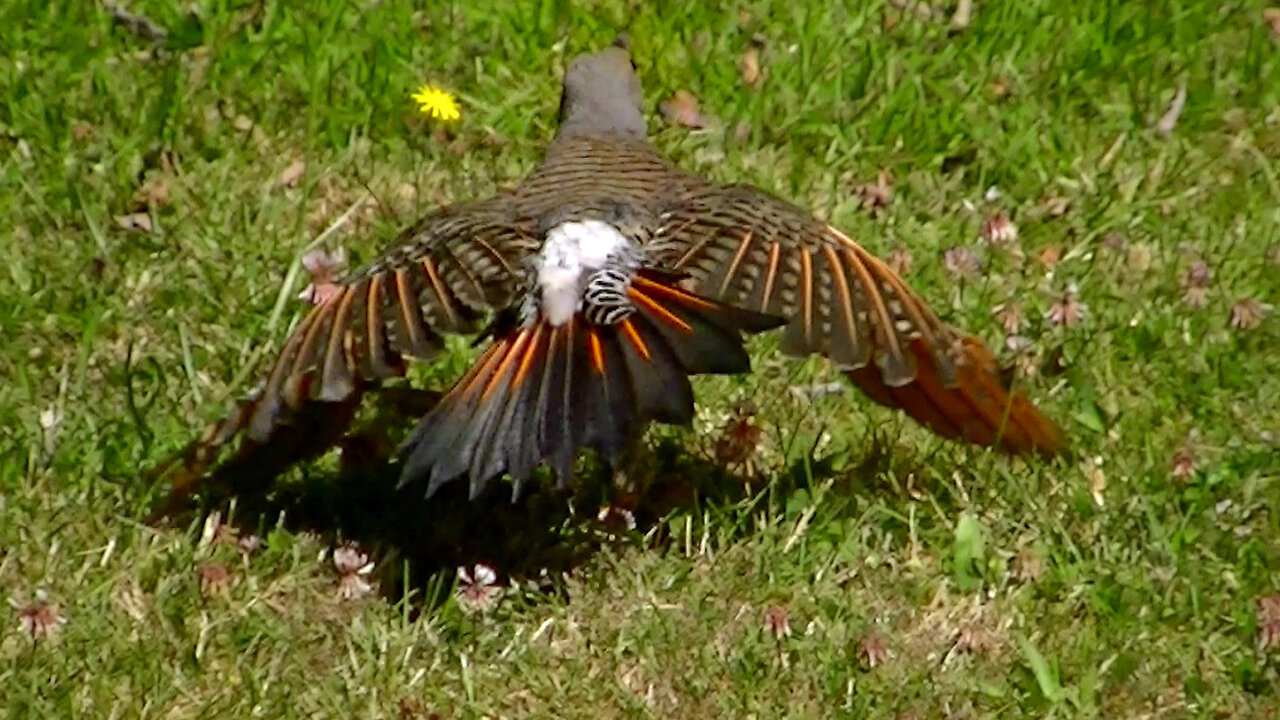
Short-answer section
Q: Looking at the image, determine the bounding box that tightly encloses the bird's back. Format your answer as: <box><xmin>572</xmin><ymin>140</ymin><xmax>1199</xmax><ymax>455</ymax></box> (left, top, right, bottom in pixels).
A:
<box><xmin>512</xmin><ymin>136</ymin><xmax>694</xmax><ymax>228</ymax></box>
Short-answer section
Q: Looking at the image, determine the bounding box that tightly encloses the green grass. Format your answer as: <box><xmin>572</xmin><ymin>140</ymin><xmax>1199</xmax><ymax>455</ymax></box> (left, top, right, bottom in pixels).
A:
<box><xmin>3</xmin><ymin>0</ymin><xmax>1280</xmax><ymax>717</ymax></box>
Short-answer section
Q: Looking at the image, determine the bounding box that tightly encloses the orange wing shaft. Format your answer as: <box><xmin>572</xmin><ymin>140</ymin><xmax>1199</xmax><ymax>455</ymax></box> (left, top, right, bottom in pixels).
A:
<box><xmin>397</xmin><ymin>272</ymin><xmax>787</xmax><ymax>499</ymax></box>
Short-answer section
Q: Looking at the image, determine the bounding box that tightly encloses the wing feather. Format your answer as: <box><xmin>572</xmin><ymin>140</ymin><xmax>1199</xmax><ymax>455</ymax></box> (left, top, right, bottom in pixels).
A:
<box><xmin>150</xmin><ymin>196</ymin><xmax>532</xmax><ymax>514</ymax></box>
<box><xmin>651</xmin><ymin>182</ymin><xmax>1063</xmax><ymax>455</ymax></box>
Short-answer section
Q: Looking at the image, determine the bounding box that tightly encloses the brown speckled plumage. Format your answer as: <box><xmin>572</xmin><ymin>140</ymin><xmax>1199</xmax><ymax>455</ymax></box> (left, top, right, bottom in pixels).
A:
<box><xmin>151</xmin><ymin>38</ymin><xmax>1062</xmax><ymax>517</ymax></box>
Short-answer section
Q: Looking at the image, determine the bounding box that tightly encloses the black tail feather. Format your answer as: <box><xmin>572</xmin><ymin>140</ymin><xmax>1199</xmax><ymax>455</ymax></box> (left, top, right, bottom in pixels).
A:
<box><xmin>398</xmin><ymin>272</ymin><xmax>785</xmax><ymax>499</ymax></box>
<box><xmin>616</xmin><ymin>313</ymin><xmax>695</xmax><ymax>425</ymax></box>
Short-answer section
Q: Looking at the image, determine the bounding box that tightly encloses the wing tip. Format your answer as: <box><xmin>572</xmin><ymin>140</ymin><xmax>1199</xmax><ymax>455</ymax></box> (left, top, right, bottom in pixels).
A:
<box><xmin>846</xmin><ymin>335</ymin><xmax>1067</xmax><ymax>458</ymax></box>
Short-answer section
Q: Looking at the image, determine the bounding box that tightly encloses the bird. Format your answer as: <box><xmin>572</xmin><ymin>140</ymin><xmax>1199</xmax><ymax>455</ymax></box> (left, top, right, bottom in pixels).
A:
<box><xmin>150</xmin><ymin>36</ymin><xmax>1063</xmax><ymax>515</ymax></box>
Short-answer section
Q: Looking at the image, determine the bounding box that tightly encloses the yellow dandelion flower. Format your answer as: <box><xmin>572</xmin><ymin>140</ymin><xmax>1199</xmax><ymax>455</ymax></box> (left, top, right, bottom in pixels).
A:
<box><xmin>411</xmin><ymin>85</ymin><xmax>461</xmax><ymax>122</ymax></box>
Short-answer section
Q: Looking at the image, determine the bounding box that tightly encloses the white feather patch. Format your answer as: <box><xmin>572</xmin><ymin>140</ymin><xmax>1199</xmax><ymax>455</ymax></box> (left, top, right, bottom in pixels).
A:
<box><xmin>537</xmin><ymin>220</ymin><xmax>630</xmax><ymax>326</ymax></box>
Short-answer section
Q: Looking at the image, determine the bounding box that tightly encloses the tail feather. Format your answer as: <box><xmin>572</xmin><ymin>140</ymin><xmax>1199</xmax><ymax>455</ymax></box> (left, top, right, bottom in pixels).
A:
<box><xmin>539</xmin><ymin>323</ymin><xmax>580</xmax><ymax>482</ymax></box>
<box><xmin>504</xmin><ymin>325</ymin><xmax>552</xmax><ymax>488</ymax></box>
<box><xmin>580</xmin><ymin>324</ymin><xmax>634</xmax><ymax>463</ymax></box>
<box><xmin>399</xmin><ymin>271</ymin><xmax>786</xmax><ymax>499</ymax></box>
<box><xmin>846</xmin><ymin>336</ymin><xmax>1064</xmax><ymax>455</ymax></box>
<box><xmin>629</xmin><ymin>273</ymin><xmax>780</xmax><ymax>374</ymax></box>
<box><xmin>412</xmin><ymin>339</ymin><xmax>510</xmax><ymax>489</ymax></box>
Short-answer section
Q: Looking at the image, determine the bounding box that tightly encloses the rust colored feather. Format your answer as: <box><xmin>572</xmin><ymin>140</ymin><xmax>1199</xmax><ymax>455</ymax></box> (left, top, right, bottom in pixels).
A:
<box><xmin>846</xmin><ymin>337</ymin><xmax>1063</xmax><ymax>455</ymax></box>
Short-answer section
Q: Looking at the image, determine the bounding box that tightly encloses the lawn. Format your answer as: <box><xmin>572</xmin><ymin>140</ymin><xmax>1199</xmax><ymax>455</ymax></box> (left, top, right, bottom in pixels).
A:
<box><xmin>3</xmin><ymin>0</ymin><xmax>1279</xmax><ymax>717</ymax></box>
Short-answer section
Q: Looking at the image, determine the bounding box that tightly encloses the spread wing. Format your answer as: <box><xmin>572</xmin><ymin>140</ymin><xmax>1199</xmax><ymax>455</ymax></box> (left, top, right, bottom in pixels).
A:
<box><xmin>149</xmin><ymin>195</ymin><xmax>538</xmax><ymax>516</ymax></box>
<box><xmin>650</xmin><ymin>183</ymin><xmax>1064</xmax><ymax>455</ymax></box>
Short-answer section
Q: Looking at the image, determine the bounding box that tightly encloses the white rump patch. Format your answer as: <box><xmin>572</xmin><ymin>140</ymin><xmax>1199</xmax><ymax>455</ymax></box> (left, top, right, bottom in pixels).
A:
<box><xmin>537</xmin><ymin>220</ymin><xmax>630</xmax><ymax>326</ymax></box>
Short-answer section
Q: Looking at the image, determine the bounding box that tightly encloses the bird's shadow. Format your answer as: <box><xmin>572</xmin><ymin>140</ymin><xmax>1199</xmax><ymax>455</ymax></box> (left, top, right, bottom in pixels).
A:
<box><xmin>161</xmin><ymin>388</ymin><xmax>855</xmax><ymax>608</ymax></box>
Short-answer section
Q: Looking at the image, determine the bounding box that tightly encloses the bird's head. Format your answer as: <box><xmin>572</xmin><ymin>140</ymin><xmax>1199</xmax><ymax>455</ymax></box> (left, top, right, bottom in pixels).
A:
<box><xmin>557</xmin><ymin>35</ymin><xmax>646</xmax><ymax>139</ymax></box>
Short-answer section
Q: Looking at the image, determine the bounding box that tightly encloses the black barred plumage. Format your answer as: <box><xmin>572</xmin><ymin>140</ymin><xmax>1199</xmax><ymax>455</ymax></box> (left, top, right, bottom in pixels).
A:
<box><xmin>582</xmin><ymin>268</ymin><xmax>634</xmax><ymax>325</ymax></box>
<box><xmin>150</xmin><ymin>36</ymin><xmax>1063</xmax><ymax>519</ymax></box>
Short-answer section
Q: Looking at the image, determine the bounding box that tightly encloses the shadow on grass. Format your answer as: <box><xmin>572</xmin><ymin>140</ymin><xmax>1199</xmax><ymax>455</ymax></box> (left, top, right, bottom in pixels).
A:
<box><xmin>152</xmin><ymin>389</ymin><xmax>856</xmax><ymax>610</ymax></box>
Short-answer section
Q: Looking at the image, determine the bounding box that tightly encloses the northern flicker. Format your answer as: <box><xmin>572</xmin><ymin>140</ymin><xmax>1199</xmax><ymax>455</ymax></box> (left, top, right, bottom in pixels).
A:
<box><xmin>152</xmin><ymin>37</ymin><xmax>1063</xmax><ymax>513</ymax></box>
